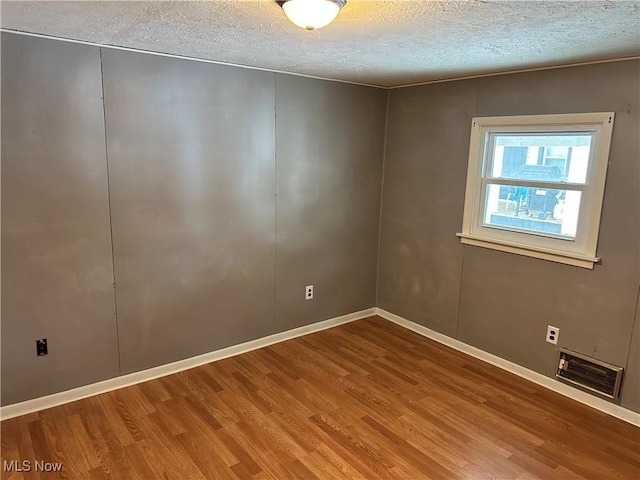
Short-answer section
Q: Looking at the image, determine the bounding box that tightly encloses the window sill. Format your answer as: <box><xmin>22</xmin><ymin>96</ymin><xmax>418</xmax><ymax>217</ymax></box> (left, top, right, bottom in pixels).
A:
<box><xmin>456</xmin><ymin>233</ymin><xmax>599</xmax><ymax>269</ymax></box>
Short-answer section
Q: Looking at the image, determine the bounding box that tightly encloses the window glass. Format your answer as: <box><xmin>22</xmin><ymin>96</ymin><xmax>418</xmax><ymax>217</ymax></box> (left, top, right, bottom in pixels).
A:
<box><xmin>483</xmin><ymin>184</ymin><xmax>581</xmax><ymax>239</ymax></box>
<box><xmin>487</xmin><ymin>134</ymin><xmax>592</xmax><ymax>184</ymax></box>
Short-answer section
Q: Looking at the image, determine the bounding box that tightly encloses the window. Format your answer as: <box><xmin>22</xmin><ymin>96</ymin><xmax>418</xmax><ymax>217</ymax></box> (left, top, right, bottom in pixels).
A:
<box><xmin>458</xmin><ymin>113</ymin><xmax>615</xmax><ymax>269</ymax></box>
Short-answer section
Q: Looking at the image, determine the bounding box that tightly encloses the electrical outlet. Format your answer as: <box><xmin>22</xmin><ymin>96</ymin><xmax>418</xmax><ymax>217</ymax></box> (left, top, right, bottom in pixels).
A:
<box><xmin>305</xmin><ymin>285</ymin><xmax>313</xmax><ymax>300</ymax></box>
<box><xmin>546</xmin><ymin>325</ymin><xmax>559</xmax><ymax>345</ymax></box>
<box><xmin>36</xmin><ymin>338</ymin><xmax>48</xmax><ymax>357</ymax></box>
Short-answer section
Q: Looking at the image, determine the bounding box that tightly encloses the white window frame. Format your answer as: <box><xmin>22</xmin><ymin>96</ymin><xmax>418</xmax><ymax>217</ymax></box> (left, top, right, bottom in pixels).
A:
<box><xmin>458</xmin><ymin>112</ymin><xmax>615</xmax><ymax>269</ymax></box>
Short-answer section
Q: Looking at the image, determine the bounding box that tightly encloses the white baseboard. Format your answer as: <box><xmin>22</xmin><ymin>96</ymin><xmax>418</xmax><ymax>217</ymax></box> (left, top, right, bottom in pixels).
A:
<box><xmin>0</xmin><ymin>308</ymin><xmax>376</xmax><ymax>421</ymax></box>
<box><xmin>5</xmin><ymin>306</ymin><xmax>638</xmax><ymax>427</ymax></box>
<box><xmin>375</xmin><ymin>307</ymin><xmax>640</xmax><ymax>427</ymax></box>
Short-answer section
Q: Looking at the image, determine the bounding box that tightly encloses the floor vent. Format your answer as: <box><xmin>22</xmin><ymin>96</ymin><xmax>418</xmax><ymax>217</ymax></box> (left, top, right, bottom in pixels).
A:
<box><xmin>556</xmin><ymin>348</ymin><xmax>623</xmax><ymax>400</ymax></box>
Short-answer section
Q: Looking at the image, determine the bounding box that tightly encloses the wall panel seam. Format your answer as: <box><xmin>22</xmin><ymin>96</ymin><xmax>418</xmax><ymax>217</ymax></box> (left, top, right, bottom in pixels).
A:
<box><xmin>98</xmin><ymin>46</ymin><xmax>122</xmax><ymax>375</ymax></box>
<box><xmin>625</xmin><ymin>284</ymin><xmax>640</xmax><ymax>368</ymax></box>
<box><xmin>375</xmin><ymin>90</ymin><xmax>391</xmax><ymax>306</ymax></box>
<box><xmin>273</xmin><ymin>73</ymin><xmax>278</xmax><ymax>334</ymax></box>
<box><xmin>454</xmin><ymin>83</ymin><xmax>481</xmax><ymax>339</ymax></box>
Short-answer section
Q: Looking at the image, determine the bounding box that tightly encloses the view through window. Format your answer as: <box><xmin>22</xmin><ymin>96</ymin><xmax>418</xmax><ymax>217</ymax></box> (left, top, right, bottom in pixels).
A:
<box><xmin>482</xmin><ymin>133</ymin><xmax>592</xmax><ymax>240</ymax></box>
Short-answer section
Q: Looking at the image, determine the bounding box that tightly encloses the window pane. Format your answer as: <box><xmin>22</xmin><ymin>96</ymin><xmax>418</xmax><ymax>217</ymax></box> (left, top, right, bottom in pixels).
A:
<box><xmin>483</xmin><ymin>184</ymin><xmax>581</xmax><ymax>239</ymax></box>
<box><xmin>487</xmin><ymin>134</ymin><xmax>592</xmax><ymax>184</ymax></box>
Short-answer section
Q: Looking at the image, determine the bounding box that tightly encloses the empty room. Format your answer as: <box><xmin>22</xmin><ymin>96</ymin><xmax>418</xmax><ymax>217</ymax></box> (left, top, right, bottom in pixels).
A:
<box><xmin>1</xmin><ymin>1</ymin><xmax>639</xmax><ymax>479</ymax></box>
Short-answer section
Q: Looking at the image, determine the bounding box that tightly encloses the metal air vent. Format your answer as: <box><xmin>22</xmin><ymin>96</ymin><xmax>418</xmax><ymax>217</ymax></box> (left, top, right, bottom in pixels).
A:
<box><xmin>556</xmin><ymin>348</ymin><xmax>623</xmax><ymax>399</ymax></box>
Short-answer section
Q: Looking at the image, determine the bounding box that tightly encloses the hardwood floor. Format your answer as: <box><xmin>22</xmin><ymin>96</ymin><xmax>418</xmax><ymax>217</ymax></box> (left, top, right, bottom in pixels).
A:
<box><xmin>1</xmin><ymin>316</ymin><xmax>639</xmax><ymax>479</ymax></box>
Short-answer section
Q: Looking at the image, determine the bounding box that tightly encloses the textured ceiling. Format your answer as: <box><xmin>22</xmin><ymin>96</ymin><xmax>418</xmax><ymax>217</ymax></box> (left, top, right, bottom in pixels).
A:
<box><xmin>2</xmin><ymin>0</ymin><xmax>639</xmax><ymax>88</ymax></box>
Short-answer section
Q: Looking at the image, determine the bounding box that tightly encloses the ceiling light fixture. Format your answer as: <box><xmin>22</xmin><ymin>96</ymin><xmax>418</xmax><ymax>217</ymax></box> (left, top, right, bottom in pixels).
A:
<box><xmin>281</xmin><ymin>0</ymin><xmax>346</xmax><ymax>31</ymax></box>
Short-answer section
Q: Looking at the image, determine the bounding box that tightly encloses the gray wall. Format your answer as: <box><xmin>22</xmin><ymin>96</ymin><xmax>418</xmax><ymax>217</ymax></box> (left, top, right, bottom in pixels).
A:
<box><xmin>1</xmin><ymin>33</ymin><xmax>386</xmax><ymax>404</ymax></box>
<box><xmin>1</xmin><ymin>34</ymin><xmax>120</xmax><ymax>405</ymax></box>
<box><xmin>378</xmin><ymin>59</ymin><xmax>640</xmax><ymax>412</ymax></box>
<box><xmin>275</xmin><ymin>74</ymin><xmax>386</xmax><ymax>331</ymax></box>
<box><xmin>624</xmin><ymin>290</ymin><xmax>640</xmax><ymax>412</ymax></box>
<box><xmin>101</xmin><ymin>50</ymin><xmax>277</xmax><ymax>374</ymax></box>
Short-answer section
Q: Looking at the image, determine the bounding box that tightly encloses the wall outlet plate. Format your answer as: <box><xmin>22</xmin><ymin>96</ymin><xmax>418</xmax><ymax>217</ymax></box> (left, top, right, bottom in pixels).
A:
<box><xmin>305</xmin><ymin>285</ymin><xmax>313</xmax><ymax>300</ymax></box>
<box><xmin>36</xmin><ymin>338</ymin><xmax>48</xmax><ymax>356</ymax></box>
<box><xmin>546</xmin><ymin>325</ymin><xmax>559</xmax><ymax>345</ymax></box>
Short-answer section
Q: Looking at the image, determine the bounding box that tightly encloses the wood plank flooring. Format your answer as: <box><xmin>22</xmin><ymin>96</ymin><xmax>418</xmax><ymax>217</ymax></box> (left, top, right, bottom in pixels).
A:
<box><xmin>1</xmin><ymin>316</ymin><xmax>639</xmax><ymax>479</ymax></box>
